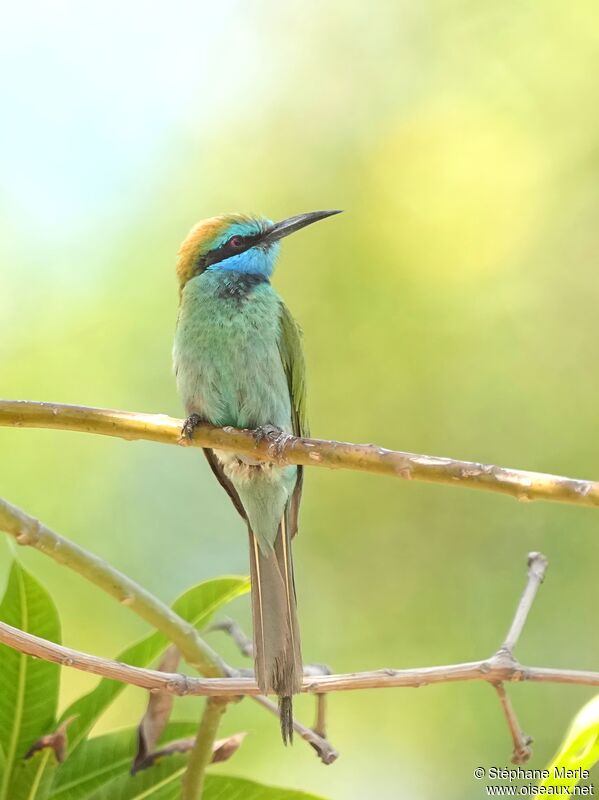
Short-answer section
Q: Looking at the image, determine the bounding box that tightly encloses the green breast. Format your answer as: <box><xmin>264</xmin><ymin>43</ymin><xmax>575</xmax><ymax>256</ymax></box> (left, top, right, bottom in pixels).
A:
<box><xmin>173</xmin><ymin>270</ymin><xmax>292</xmax><ymax>429</ymax></box>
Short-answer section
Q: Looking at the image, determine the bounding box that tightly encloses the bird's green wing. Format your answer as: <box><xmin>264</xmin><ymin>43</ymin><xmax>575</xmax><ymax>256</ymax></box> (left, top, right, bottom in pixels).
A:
<box><xmin>278</xmin><ymin>302</ymin><xmax>308</xmax><ymax>439</ymax></box>
<box><xmin>278</xmin><ymin>302</ymin><xmax>308</xmax><ymax>538</ymax></box>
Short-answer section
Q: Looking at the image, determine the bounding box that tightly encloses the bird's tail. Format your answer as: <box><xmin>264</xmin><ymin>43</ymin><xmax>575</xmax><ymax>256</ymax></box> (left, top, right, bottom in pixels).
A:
<box><xmin>248</xmin><ymin>514</ymin><xmax>302</xmax><ymax>744</ymax></box>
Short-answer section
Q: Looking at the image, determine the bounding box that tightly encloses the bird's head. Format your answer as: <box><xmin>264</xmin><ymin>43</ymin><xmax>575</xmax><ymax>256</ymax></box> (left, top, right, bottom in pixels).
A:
<box><xmin>176</xmin><ymin>210</ymin><xmax>341</xmax><ymax>295</ymax></box>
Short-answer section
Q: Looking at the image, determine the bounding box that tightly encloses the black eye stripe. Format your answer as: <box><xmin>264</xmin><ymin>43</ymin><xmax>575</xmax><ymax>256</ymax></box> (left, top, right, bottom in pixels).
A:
<box><xmin>195</xmin><ymin>231</ymin><xmax>263</xmax><ymax>274</ymax></box>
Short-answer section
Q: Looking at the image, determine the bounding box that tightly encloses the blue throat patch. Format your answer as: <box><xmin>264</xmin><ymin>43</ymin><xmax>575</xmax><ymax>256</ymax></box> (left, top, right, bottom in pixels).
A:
<box><xmin>208</xmin><ymin>243</ymin><xmax>280</xmax><ymax>277</ymax></box>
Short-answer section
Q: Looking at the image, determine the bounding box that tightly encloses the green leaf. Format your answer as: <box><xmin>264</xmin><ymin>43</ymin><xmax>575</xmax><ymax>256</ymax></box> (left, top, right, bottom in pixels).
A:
<box><xmin>89</xmin><ymin>764</ymin><xmax>328</xmax><ymax>800</ymax></box>
<box><xmin>87</xmin><ymin>753</ymin><xmax>189</xmax><ymax>800</ymax></box>
<box><xmin>169</xmin><ymin>577</ymin><xmax>249</xmax><ymax>629</ymax></box>
<box><xmin>50</xmin><ymin>722</ymin><xmax>197</xmax><ymax>800</ymax></box>
<box><xmin>540</xmin><ymin>693</ymin><xmax>599</xmax><ymax>791</ymax></box>
<box><xmin>0</xmin><ymin>562</ymin><xmax>61</xmax><ymax>800</ymax></box>
<box><xmin>9</xmin><ymin>748</ymin><xmax>58</xmax><ymax>800</ymax></box>
<box><xmin>203</xmin><ymin>776</ymin><xmax>329</xmax><ymax>800</ymax></box>
<box><xmin>60</xmin><ymin>576</ymin><xmax>249</xmax><ymax>755</ymax></box>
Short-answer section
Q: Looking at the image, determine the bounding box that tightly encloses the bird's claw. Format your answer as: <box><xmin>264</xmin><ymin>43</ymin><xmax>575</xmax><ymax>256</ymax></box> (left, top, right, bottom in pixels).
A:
<box><xmin>253</xmin><ymin>424</ymin><xmax>282</xmax><ymax>443</ymax></box>
<box><xmin>180</xmin><ymin>413</ymin><xmax>202</xmax><ymax>444</ymax></box>
<box><xmin>253</xmin><ymin>425</ymin><xmax>293</xmax><ymax>461</ymax></box>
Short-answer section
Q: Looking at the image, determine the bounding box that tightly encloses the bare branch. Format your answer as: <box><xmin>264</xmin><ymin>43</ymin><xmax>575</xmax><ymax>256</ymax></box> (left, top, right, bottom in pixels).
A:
<box><xmin>489</xmin><ymin>550</ymin><xmax>544</xmax><ymax>763</ymax></box>
<box><xmin>500</xmin><ymin>551</ymin><xmax>548</xmax><ymax>654</ymax></box>
<box><xmin>209</xmin><ymin>618</ymin><xmax>253</xmax><ymax>658</ymax></box>
<box><xmin>252</xmin><ymin>695</ymin><xmax>338</xmax><ymax>765</ymax></box>
<box><xmin>6</xmin><ymin>616</ymin><xmax>599</xmax><ymax>694</ymax></box>
<box><xmin>1</xmin><ymin>400</ymin><xmax>599</xmax><ymax>509</ymax></box>
<box><xmin>0</xmin><ymin>543</ymin><xmax>595</xmax><ymax>700</ymax></box>
<box><xmin>209</xmin><ymin>617</ymin><xmax>332</xmax><ymax>677</ymax></box>
<box><xmin>492</xmin><ymin>683</ymin><xmax>533</xmax><ymax>765</ymax></box>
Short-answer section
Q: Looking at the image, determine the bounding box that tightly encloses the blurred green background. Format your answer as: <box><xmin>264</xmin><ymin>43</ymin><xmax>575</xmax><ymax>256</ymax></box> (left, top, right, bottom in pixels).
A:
<box><xmin>2</xmin><ymin>1</ymin><xmax>599</xmax><ymax>797</ymax></box>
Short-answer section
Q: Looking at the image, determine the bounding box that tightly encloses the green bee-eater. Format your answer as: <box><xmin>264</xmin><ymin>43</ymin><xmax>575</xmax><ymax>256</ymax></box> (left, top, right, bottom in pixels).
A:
<box><xmin>172</xmin><ymin>210</ymin><xmax>341</xmax><ymax>741</ymax></box>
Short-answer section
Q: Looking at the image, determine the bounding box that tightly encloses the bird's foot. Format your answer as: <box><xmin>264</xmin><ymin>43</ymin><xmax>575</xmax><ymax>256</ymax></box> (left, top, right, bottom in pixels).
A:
<box><xmin>180</xmin><ymin>413</ymin><xmax>203</xmax><ymax>445</ymax></box>
<box><xmin>253</xmin><ymin>425</ymin><xmax>293</xmax><ymax>461</ymax></box>
<box><xmin>253</xmin><ymin>424</ymin><xmax>282</xmax><ymax>443</ymax></box>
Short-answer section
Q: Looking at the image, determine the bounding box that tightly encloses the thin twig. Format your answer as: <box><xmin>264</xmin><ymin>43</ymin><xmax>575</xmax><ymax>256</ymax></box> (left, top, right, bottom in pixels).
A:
<box><xmin>209</xmin><ymin>618</ymin><xmax>253</xmax><ymax>658</ymax></box>
<box><xmin>7</xmin><ymin>616</ymin><xmax>599</xmax><ymax>693</ymax></box>
<box><xmin>0</xmin><ymin>496</ymin><xmax>336</xmax><ymax>761</ymax></box>
<box><xmin>0</xmin><ymin>543</ymin><xmax>592</xmax><ymax>704</ymax></box>
<box><xmin>181</xmin><ymin>698</ymin><xmax>228</xmax><ymax>800</ymax></box>
<box><xmin>210</xmin><ymin>617</ymin><xmax>332</xmax><ymax>677</ymax></box>
<box><xmin>500</xmin><ymin>551</ymin><xmax>548</xmax><ymax>654</ymax></box>
<box><xmin>252</xmin><ymin>695</ymin><xmax>338</xmax><ymax>765</ymax></box>
<box><xmin>492</xmin><ymin>683</ymin><xmax>533</xmax><ymax>765</ymax></box>
<box><xmin>490</xmin><ymin>550</ymin><xmax>546</xmax><ymax>763</ymax></box>
<box><xmin>1</xmin><ymin>400</ymin><xmax>599</xmax><ymax>509</ymax></box>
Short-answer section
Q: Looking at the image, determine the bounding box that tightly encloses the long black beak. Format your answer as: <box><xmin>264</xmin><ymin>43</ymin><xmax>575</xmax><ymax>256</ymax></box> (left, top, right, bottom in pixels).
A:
<box><xmin>262</xmin><ymin>209</ymin><xmax>342</xmax><ymax>245</ymax></box>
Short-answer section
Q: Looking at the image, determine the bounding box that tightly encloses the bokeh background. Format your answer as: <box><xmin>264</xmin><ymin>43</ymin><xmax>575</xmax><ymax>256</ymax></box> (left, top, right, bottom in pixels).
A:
<box><xmin>2</xmin><ymin>1</ymin><xmax>599</xmax><ymax>797</ymax></box>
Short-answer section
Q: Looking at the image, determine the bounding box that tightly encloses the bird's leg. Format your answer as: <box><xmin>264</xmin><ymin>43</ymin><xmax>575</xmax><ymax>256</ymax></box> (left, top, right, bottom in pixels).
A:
<box><xmin>253</xmin><ymin>424</ymin><xmax>294</xmax><ymax>461</ymax></box>
<box><xmin>180</xmin><ymin>413</ymin><xmax>203</xmax><ymax>444</ymax></box>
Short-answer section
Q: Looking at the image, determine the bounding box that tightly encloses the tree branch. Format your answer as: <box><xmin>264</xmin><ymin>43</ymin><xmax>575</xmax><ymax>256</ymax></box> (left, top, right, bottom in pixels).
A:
<box><xmin>6</xmin><ymin>614</ymin><xmax>599</xmax><ymax>695</ymax></box>
<box><xmin>500</xmin><ymin>552</ymin><xmax>548</xmax><ymax>655</ymax></box>
<box><xmin>0</xmin><ymin>496</ymin><xmax>227</xmax><ymax>678</ymax></box>
<box><xmin>0</xmin><ymin>495</ymin><xmax>336</xmax><ymax>763</ymax></box>
<box><xmin>0</xmin><ymin>401</ymin><xmax>588</xmax><ymax>766</ymax></box>
<box><xmin>492</xmin><ymin>683</ymin><xmax>532</xmax><ymax>765</ymax></box>
<box><xmin>1</xmin><ymin>400</ymin><xmax>598</xmax><ymax>509</ymax></box>
<box><xmin>487</xmin><ymin>551</ymin><xmax>543</xmax><ymax>764</ymax></box>
<box><xmin>0</xmin><ymin>550</ymin><xmax>592</xmax><ymax>764</ymax></box>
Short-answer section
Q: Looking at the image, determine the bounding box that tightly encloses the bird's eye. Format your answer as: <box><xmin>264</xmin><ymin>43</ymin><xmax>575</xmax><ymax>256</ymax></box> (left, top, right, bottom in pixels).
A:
<box><xmin>229</xmin><ymin>235</ymin><xmax>244</xmax><ymax>249</ymax></box>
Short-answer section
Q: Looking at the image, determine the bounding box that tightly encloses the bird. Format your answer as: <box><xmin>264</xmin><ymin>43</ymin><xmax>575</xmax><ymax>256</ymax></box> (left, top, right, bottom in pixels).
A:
<box><xmin>172</xmin><ymin>210</ymin><xmax>341</xmax><ymax>742</ymax></box>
